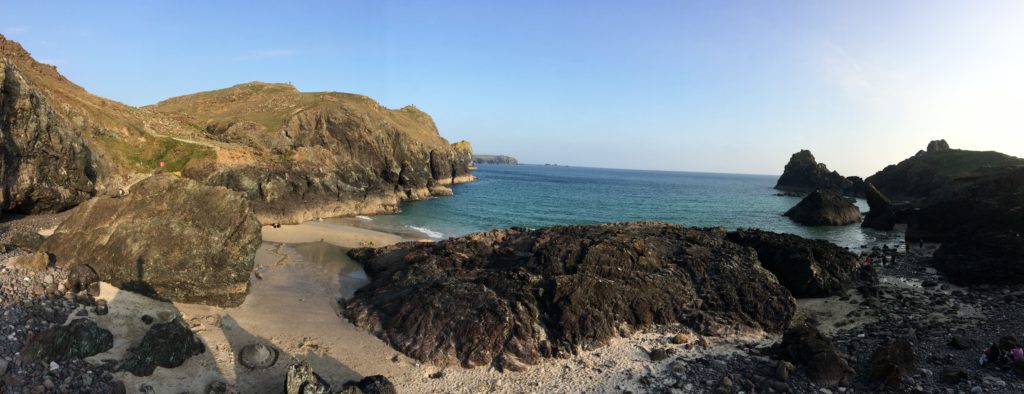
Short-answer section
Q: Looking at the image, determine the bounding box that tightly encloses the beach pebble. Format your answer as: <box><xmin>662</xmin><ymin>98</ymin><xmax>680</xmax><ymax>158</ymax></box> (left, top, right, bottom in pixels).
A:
<box><xmin>238</xmin><ymin>343</ymin><xmax>278</xmax><ymax>369</ymax></box>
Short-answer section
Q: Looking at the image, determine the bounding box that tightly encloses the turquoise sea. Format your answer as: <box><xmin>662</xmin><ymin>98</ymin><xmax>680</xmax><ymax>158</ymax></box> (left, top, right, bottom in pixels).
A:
<box><xmin>333</xmin><ymin>164</ymin><xmax>896</xmax><ymax>249</ymax></box>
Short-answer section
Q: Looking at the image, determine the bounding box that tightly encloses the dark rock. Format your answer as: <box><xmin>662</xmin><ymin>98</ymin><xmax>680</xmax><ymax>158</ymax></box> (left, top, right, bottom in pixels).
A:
<box><xmin>41</xmin><ymin>175</ymin><xmax>261</xmax><ymax>306</ymax></box>
<box><xmin>65</xmin><ymin>264</ymin><xmax>100</xmax><ymax>296</ymax></box>
<box><xmin>0</xmin><ymin>61</ymin><xmax>97</xmax><ymax>215</ymax></box>
<box><xmin>775</xmin><ymin>150</ymin><xmax>862</xmax><ymax>196</ymax></box>
<box><xmin>784</xmin><ymin>189</ymin><xmax>862</xmax><ymax>226</ymax></box>
<box><xmin>866</xmin><ymin>140</ymin><xmax>1024</xmax><ymax>201</ymax></box>
<box><xmin>238</xmin><ymin>343</ymin><xmax>278</xmax><ymax>370</ymax></box>
<box><xmin>940</xmin><ymin>368</ymin><xmax>969</xmax><ymax>384</ymax></box>
<box><xmin>285</xmin><ymin>361</ymin><xmax>331</xmax><ymax>394</ymax></box>
<box><xmin>21</xmin><ymin>318</ymin><xmax>113</xmax><ymax>362</ymax></box>
<box><xmin>649</xmin><ymin>348</ymin><xmax>670</xmax><ymax>362</ymax></box>
<box><xmin>1013</xmin><ymin>359</ymin><xmax>1024</xmax><ymax>377</ymax></box>
<box><xmin>341</xmin><ymin>375</ymin><xmax>397</xmax><ymax>394</ymax></box>
<box><xmin>775</xmin><ymin>325</ymin><xmax>852</xmax><ymax>385</ymax></box>
<box><xmin>725</xmin><ymin>229</ymin><xmax>875</xmax><ymax>297</ymax></box>
<box><xmin>344</xmin><ymin>223</ymin><xmax>797</xmax><ymax>371</ymax></box>
<box><xmin>867</xmin><ymin>338</ymin><xmax>915</xmax><ymax>388</ymax></box>
<box><xmin>121</xmin><ymin>318</ymin><xmax>206</xmax><ymax>376</ymax></box>
<box><xmin>927</xmin><ymin>139</ymin><xmax>950</xmax><ymax>153</ymax></box>
<box><xmin>141</xmin><ymin>315</ymin><xmax>154</xmax><ymax>325</ymax></box>
<box><xmin>94</xmin><ymin>299</ymin><xmax>108</xmax><ymax>315</ymax></box>
<box><xmin>862</xmin><ymin>183</ymin><xmax>897</xmax><ymax>230</ymax></box>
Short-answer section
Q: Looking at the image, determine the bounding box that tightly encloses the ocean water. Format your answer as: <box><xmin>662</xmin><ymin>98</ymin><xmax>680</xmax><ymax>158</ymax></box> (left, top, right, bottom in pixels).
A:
<box><xmin>332</xmin><ymin>164</ymin><xmax>898</xmax><ymax>248</ymax></box>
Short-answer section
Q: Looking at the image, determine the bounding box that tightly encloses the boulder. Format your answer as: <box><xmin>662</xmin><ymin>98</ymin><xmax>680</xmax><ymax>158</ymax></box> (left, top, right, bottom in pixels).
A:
<box><xmin>121</xmin><ymin>318</ymin><xmax>206</xmax><ymax>376</ymax></box>
<box><xmin>7</xmin><ymin>251</ymin><xmax>50</xmax><ymax>271</ymax></box>
<box><xmin>927</xmin><ymin>139</ymin><xmax>950</xmax><ymax>153</ymax></box>
<box><xmin>867</xmin><ymin>338</ymin><xmax>915</xmax><ymax>388</ymax></box>
<box><xmin>21</xmin><ymin>318</ymin><xmax>113</xmax><ymax>362</ymax></box>
<box><xmin>861</xmin><ymin>183</ymin><xmax>896</xmax><ymax>230</ymax></box>
<box><xmin>775</xmin><ymin>325</ymin><xmax>853</xmax><ymax>386</ymax></box>
<box><xmin>775</xmin><ymin>150</ymin><xmax>861</xmax><ymax>196</ymax></box>
<box><xmin>341</xmin><ymin>376</ymin><xmax>397</xmax><ymax>394</ymax></box>
<box><xmin>784</xmin><ymin>189</ymin><xmax>862</xmax><ymax>226</ymax></box>
<box><xmin>285</xmin><ymin>362</ymin><xmax>331</xmax><ymax>394</ymax></box>
<box><xmin>41</xmin><ymin>175</ymin><xmax>261</xmax><ymax>306</ymax></box>
<box><xmin>343</xmin><ymin>222</ymin><xmax>796</xmax><ymax>371</ymax></box>
<box><xmin>724</xmin><ymin>229</ymin><xmax>875</xmax><ymax>297</ymax></box>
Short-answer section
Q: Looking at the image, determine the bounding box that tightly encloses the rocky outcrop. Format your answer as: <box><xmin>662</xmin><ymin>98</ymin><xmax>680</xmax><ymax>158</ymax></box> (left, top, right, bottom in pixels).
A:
<box><xmin>343</xmin><ymin>222</ymin><xmax>797</xmax><ymax>371</ymax></box>
<box><xmin>1</xmin><ymin>59</ymin><xmax>97</xmax><ymax>214</ymax></box>
<box><xmin>122</xmin><ymin>318</ymin><xmax>206</xmax><ymax>376</ymax></box>
<box><xmin>285</xmin><ymin>362</ymin><xmax>397</xmax><ymax>394</ymax></box>
<box><xmin>906</xmin><ymin>167</ymin><xmax>1024</xmax><ymax>284</ymax></box>
<box><xmin>41</xmin><ymin>175</ymin><xmax>261</xmax><ymax>306</ymax></box>
<box><xmin>784</xmin><ymin>189</ymin><xmax>862</xmax><ymax>226</ymax></box>
<box><xmin>473</xmin><ymin>154</ymin><xmax>519</xmax><ymax>165</ymax></box>
<box><xmin>865</xmin><ymin>140</ymin><xmax>1024</xmax><ymax>201</ymax></box>
<box><xmin>775</xmin><ymin>150</ymin><xmax>861</xmax><ymax>196</ymax></box>
<box><xmin>867</xmin><ymin>338</ymin><xmax>915</xmax><ymax>388</ymax></box>
<box><xmin>151</xmin><ymin>83</ymin><xmax>476</xmax><ymax>224</ymax></box>
<box><xmin>861</xmin><ymin>183</ymin><xmax>896</xmax><ymax>230</ymax></box>
<box><xmin>724</xmin><ymin>229</ymin><xmax>875</xmax><ymax>298</ymax></box>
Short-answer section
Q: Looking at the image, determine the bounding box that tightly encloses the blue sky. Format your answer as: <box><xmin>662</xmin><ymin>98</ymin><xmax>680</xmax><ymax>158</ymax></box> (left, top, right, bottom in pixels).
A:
<box><xmin>2</xmin><ymin>1</ymin><xmax>1022</xmax><ymax>176</ymax></box>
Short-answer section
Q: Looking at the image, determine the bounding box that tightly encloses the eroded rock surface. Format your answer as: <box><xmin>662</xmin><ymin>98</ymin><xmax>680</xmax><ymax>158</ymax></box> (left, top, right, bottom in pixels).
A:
<box><xmin>21</xmin><ymin>318</ymin><xmax>113</xmax><ymax>362</ymax></box>
<box><xmin>775</xmin><ymin>150</ymin><xmax>861</xmax><ymax>196</ymax></box>
<box><xmin>861</xmin><ymin>183</ymin><xmax>896</xmax><ymax>231</ymax></box>
<box><xmin>775</xmin><ymin>325</ymin><xmax>853</xmax><ymax>386</ymax></box>
<box><xmin>344</xmin><ymin>222</ymin><xmax>796</xmax><ymax>371</ymax></box>
<box><xmin>724</xmin><ymin>229</ymin><xmax>875</xmax><ymax>297</ymax></box>
<box><xmin>41</xmin><ymin>175</ymin><xmax>260</xmax><ymax>306</ymax></box>
<box><xmin>121</xmin><ymin>318</ymin><xmax>206</xmax><ymax>377</ymax></box>
<box><xmin>784</xmin><ymin>189</ymin><xmax>862</xmax><ymax>226</ymax></box>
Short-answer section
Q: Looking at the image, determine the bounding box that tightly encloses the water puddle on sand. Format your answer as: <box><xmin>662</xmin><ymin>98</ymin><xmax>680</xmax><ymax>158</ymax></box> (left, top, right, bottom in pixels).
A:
<box><xmin>287</xmin><ymin>241</ymin><xmax>369</xmax><ymax>298</ymax></box>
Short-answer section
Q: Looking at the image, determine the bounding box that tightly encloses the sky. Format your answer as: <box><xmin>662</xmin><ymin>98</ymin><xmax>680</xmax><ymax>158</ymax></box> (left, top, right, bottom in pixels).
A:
<box><xmin>2</xmin><ymin>1</ymin><xmax>1022</xmax><ymax>176</ymax></box>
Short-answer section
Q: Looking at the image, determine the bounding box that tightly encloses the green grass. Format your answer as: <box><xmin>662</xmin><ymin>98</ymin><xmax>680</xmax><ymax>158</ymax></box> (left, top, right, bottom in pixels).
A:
<box><xmin>97</xmin><ymin>135</ymin><xmax>215</xmax><ymax>173</ymax></box>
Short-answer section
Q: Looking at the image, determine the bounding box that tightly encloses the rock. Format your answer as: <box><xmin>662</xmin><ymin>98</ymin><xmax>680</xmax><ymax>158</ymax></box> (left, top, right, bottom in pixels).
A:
<box><xmin>8</xmin><ymin>252</ymin><xmax>50</xmax><ymax>270</ymax></box>
<box><xmin>21</xmin><ymin>318</ymin><xmax>113</xmax><ymax>362</ymax></box>
<box><xmin>94</xmin><ymin>299</ymin><xmax>108</xmax><ymax>315</ymax></box>
<box><xmin>947</xmin><ymin>336</ymin><xmax>977</xmax><ymax>350</ymax></box>
<box><xmin>65</xmin><ymin>264</ymin><xmax>100</xmax><ymax>296</ymax></box>
<box><xmin>238</xmin><ymin>343</ymin><xmax>278</xmax><ymax>370</ymax></box>
<box><xmin>206</xmin><ymin>381</ymin><xmax>234</xmax><ymax>394</ymax></box>
<box><xmin>344</xmin><ymin>223</ymin><xmax>797</xmax><ymax>371</ymax></box>
<box><xmin>285</xmin><ymin>361</ymin><xmax>331</xmax><ymax>394</ymax></box>
<box><xmin>0</xmin><ymin>59</ymin><xmax>96</xmax><ymax>215</ymax></box>
<box><xmin>340</xmin><ymin>375</ymin><xmax>397</xmax><ymax>394</ymax></box>
<box><xmin>473</xmin><ymin>154</ymin><xmax>519</xmax><ymax>165</ymax></box>
<box><xmin>774</xmin><ymin>325</ymin><xmax>853</xmax><ymax>386</ymax></box>
<box><xmin>649</xmin><ymin>348</ymin><xmax>670</xmax><ymax>362</ymax></box>
<box><xmin>121</xmin><ymin>318</ymin><xmax>206</xmax><ymax>376</ymax></box>
<box><xmin>927</xmin><ymin>139</ymin><xmax>950</xmax><ymax>153</ymax></box>
<box><xmin>776</xmin><ymin>360</ymin><xmax>795</xmax><ymax>382</ymax></box>
<box><xmin>141</xmin><ymin>315</ymin><xmax>154</xmax><ymax>325</ymax></box>
<box><xmin>784</xmin><ymin>189</ymin><xmax>862</xmax><ymax>226</ymax></box>
<box><xmin>1012</xmin><ymin>359</ymin><xmax>1024</xmax><ymax>377</ymax></box>
<box><xmin>867</xmin><ymin>338</ymin><xmax>915</xmax><ymax>388</ymax></box>
<box><xmin>862</xmin><ymin>183</ymin><xmax>897</xmax><ymax>230</ymax></box>
<box><xmin>940</xmin><ymin>368</ymin><xmax>968</xmax><ymax>384</ymax></box>
<box><xmin>5</xmin><ymin>231</ymin><xmax>45</xmax><ymax>251</ymax></box>
<box><xmin>41</xmin><ymin>175</ymin><xmax>261</xmax><ymax>306</ymax></box>
<box><xmin>866</xmin><ymin>140</ymin><xmax>1024</xmax><ymax>201</ymax></box>
<box><xmin>775</xmin><ymin>150</ymin><xmax>862</xmax><ymax>196</ymax></box>
<box><xmin>724</xmin><ymin>229</ymin><xmax>875</xmax><ymax>297</ymax></box>
<box><xmin>0</xmin><ymin>359</ymin><xmax>7</xmax><ymax>375</ymax></box>
<box><xmin>671</xmin><ymin>333</ymin><xmax>694</xmax><ymax>345</ymax></box>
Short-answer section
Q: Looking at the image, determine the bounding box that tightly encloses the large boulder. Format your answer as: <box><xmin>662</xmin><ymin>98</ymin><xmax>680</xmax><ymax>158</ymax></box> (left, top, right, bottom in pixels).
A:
<box><xmin>927</xmin><ymin>139</ymin><xmax>950</xmax><ymax>152</ymax></box>
<box><xmin>121</xmin><ymin>318</ymin><xmax>206</xmax><ymax>376</ymax></box>
<box><xmin>775</xmin><ymin>150</ymin><xmax>861</xmax><ymax>196</ymax></box>
<box><xmin>21</xmin><ymin>318</ymin><xmax>113</xmax><ymax>362</ymax></box>
<box><xmin>724</xmin><ymin>229</ymin><xmax>875</xmax><ymax>298</ymax></box>
<box><xmin>784</xmin><ymin>189</ymin><xmax>862</xmax><ymax>226</ymax></box>
<box><xmin>343</xmin><ymin>222</ymin><xmax>797</xmax><ymax>371</ymax></box>
<box><xmin>867</xmin><ymin>338</ymin><xmax>915</xmax><ymax>388</ymax></box>
<box><xmin>41</xmin><ymin>175</ymin><xmax>261</xmax><ymax>306</ymax></box>
<box><xmin>861</xmin><ymin>183</ymin><xmax>896</xmax><ymax>230</ymax></box>
<box><xmin>775</xmin><ymin>325</ymin><xmax>853</xmax><ymax>386</ymax></box>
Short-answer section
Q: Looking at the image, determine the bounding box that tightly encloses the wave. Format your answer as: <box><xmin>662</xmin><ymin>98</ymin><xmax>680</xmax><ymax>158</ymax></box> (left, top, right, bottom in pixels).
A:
<box><xmin>355</xmin><ymin>215</ymin><xmax>373</xmax><ymax>221</ymax></box>
<box><xmin>407</xmin><ymin>225</ymin><xmax>445</xmax><ymax>239</ymax></box>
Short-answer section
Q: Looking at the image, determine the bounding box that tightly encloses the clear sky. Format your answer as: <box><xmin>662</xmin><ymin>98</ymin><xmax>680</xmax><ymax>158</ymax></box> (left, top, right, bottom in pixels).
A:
<box><xmin>2</xmin><ymin>1</ymin><xmax>1022</xmax><ymax>176</ymax></box>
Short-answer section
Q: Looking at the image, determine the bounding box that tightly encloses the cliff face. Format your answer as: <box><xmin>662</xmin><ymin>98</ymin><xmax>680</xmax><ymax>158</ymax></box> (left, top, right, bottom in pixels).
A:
<box><xmin>775</xmin><ymin>150</ymin><xmax>861</xmax><ymax>197</ymax></box>
<box><xmin>150</xmin><ymin>83</ymin><xmax>475</xmax><ymax>223</ymax></box>
<box><xmin>0</xmin><ymin>35</ymin><xmax>475</xmax><ymax>222</ymax></box>
<box><xmin>473</xmin><ymin>154</ymin><xmax>518</xmax><ymax>165</ymax></box>
<box><xmin>865</xmin><ymin>140</ymin><xmax>1024</xmax><ymax>202</ymax></box>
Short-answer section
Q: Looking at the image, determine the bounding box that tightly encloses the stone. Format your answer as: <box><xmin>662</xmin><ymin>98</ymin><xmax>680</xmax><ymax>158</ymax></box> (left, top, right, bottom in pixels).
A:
<box><xmin>724</xmin><ymin>229</ymin><xmax>875</xmax><ymax>298</ymax></box>
<box><xmin>649</xmin><ymin>348</ymin><xmax>670</xmax><ymax>362</ymax></box>
<box><xmin>940</xmin><ymin>368</ymin><xmax>968</xmax><ymax>384</ymax></box>
<box><xmin>285</xmin><ymin>361</ymin><xmax>331</xmax><ymax>394</ymax></box>
<box><xmin>775</xmin><ymin>325</ymin><xmax>853</xmax><ymax>386</ymax></box>
<box><xmin>671</xmin><ymin>333</ymin><xmax>693</xmax><ymax>345</ymax></box>
<box><xmin>21</xmin><ymin>318</ymin><xmax>113</xmax><ymax>362</ymax></box>
<box><xmin>41</xmin><ymin>175</ymin><xmax>261</xmax><ymax>306</ymax></box>
<box><xmin>238</xmin><ymin>343</ymin><xmax>278</xmax><ymax>370</ymax></box>
<box><xmin>776</xmin><ymin>360</ymin><xmax>795</xmax><ymax>382</ymax></box>
<box><xmin>344</xmin><ymin>223</ymin><xmax>797</xmax><ymax>371</ymax></box>
<box><xmin>121</xmin><ymin>318</ymin><xmax>206</xmax><ymax>376</ymax></box>
<box><xmin>8</xmin><ymin>252</ymin><xmax>50</xmax><ymax>271</ymax></box>
<box><xmin>868</xmin><ymin>338</ymin><xmax>915</xmax><ymax>388</ymax></box>
<box><xmin>340</xmin><ymin>375</ymin><xmax>397</xmax><ymax>394</ymax></box>
<box><xmin>94</xmin><ymin>299</ymin><xmax>108</xmax><ymax>316</ymax></box>
<box><xmin>927</xmin><ymin>139</ymin><xmax>950</xmax><ymax>153</ymax></box>
<box><xmin>784</xmin><ymin>189</ymin><xmax>862</xmax><ymax>226</ymax></box>
<box><xmin>64</xmin><ymin>264</ymin><xmax>100</xmax><ymax>295</ymax></box>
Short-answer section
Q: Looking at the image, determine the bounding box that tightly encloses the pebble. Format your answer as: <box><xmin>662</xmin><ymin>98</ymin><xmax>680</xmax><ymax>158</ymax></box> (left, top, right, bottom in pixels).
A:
<box><xmin>49</xmin><ymin>361</ymin><xmax>59</xmax><ymax>371</ymax></box>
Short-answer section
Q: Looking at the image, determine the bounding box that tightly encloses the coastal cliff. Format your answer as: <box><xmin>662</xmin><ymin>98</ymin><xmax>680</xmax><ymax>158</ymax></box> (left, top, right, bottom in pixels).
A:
<box><xmin>473</xmin><ymin>154</ymin><xmax>518</xmax><ymax>165</ymax></box>
<box><xmin>775</xmin><ymin>150</ymin><xmax>863</xmax><ymax>197</ymax></box>
<box><xmin>0</xmin><ymin>35</ymin><xmax>475</xmax><ymax>223</ymax></box>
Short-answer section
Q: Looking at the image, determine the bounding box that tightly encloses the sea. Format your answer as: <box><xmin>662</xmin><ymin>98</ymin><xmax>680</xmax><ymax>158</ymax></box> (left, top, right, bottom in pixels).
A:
<box><xmin>331</xmin><ymin>164</ymin><xmax>898</xmax><ymax>249</ymax></box>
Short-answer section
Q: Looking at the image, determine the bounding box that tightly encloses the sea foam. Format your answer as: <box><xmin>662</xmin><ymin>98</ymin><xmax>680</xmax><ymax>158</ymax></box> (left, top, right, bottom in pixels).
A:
<box><xmin>408</xmin><ymin>225</ymin><xmax>444</xmax><ymax>239</ymax></box>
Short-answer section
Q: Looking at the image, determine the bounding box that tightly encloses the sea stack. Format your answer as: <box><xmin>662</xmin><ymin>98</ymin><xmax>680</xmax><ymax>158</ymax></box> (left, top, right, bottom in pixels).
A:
<box><xmin>861</xmin><ymin>183</ymin><xmax>896</xmax><ymax>230</ymax></box>
<box><xmin>784</xmin><ymin>189</ymin><xmax>862</xmax><ymax>226</ymax></box>
<box><xmin>775</xmin><ymin>150</ymin><xmax>862</xmax><ymax>197</ymax></box>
